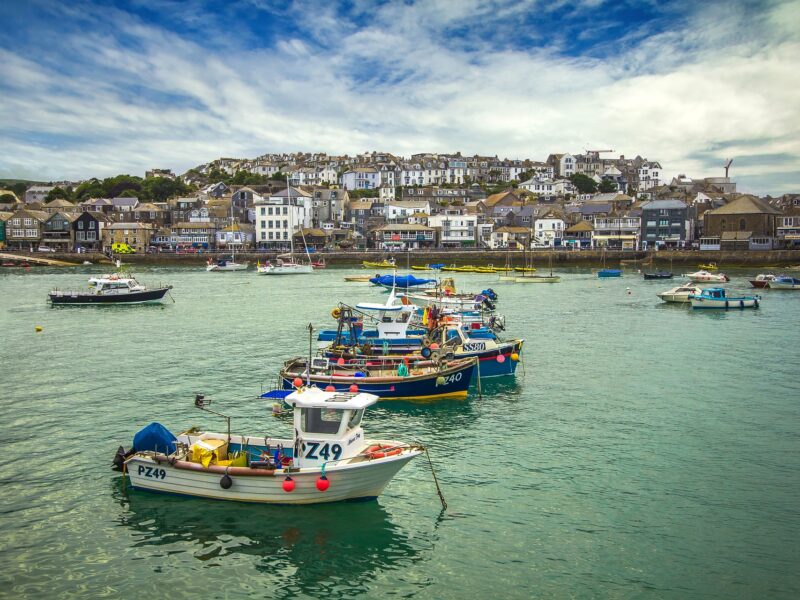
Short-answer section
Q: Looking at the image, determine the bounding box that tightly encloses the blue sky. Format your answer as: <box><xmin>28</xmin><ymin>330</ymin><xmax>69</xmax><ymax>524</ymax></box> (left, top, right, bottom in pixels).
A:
<box><xmin>1</xmin><ymin>0</ymin><xmax>798</xmax><ymax>195</ymax></box>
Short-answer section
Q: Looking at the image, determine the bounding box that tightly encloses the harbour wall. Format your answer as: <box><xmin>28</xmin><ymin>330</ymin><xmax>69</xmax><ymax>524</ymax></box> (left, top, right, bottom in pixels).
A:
<box><xmin>5</xmin><ymin>249</ymin><xmax>800</xmax><ymax>267</ymax></box>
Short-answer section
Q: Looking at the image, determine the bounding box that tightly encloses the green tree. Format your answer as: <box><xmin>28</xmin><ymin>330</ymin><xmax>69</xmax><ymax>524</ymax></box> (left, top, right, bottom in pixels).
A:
<box><xmin>74</xmin><ymin>179</ymin><xmax>106</xmax><ymax>200</ymax></box>
<box><xmin>45</xmin><ymin>186</ymin><xmax>71</xmax><ymax>202</ymax></box>
<box><xmin>599</xmin><ymin>179</ymin><xmax>618</xmax><ymax>193</ymax></box>
<box><xmin>569</xmin><ymin>173</ymin><xmax>598</xmax><ymax>194</ymax></box>
<box><xmin>103</xmin><ymin>174</ymin><xmax>143</xmax><ymax>198</ymax></box>
<box><xmin>142</xmin><ymin>177</ymin><xmax>191</xmax><ymax>202</ymax></box>
<box><xmin>10</xmin><ymin>182</ymin><xmax>27</xmax><ymax>197</ymax></box>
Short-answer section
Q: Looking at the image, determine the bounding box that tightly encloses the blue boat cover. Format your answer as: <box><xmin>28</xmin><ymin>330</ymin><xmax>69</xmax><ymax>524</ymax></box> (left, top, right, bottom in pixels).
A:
<box><xmin>369</xmin><ymin>274</ymin><xmax>436</xmax><ymax>287</ymax></box>
<box><xmin>260</xmin><ymin>389</ymin><xmax>294</xmax><ymax>399</ymax></box>
<box><xmin>132</xmin><ymin>422</ymin><xmax>177</xmax><ymax>454</ymax></box>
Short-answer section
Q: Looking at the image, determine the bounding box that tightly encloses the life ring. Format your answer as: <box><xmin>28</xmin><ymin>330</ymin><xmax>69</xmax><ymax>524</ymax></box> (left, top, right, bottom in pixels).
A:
<box><xmin>421</xmin><ymin>337</ymin><xmax>432</xmax><ymax>348</ymax></box>
<box><xmin>331</xmin><ymin>307</ymin><xmax>342</xmax><ymax>319</ymax></box>
<box><xmin>364</xmin><ymin>444</ymin><xmax>403</xmax><ymax>459</ymax></box>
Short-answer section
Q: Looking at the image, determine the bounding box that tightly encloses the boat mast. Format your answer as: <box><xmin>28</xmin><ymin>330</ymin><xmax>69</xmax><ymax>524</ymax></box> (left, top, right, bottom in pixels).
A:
<box><xmin>287</xmin><ymin>175</ymin><xmax>294</xmax><ymax>258</ymax></box>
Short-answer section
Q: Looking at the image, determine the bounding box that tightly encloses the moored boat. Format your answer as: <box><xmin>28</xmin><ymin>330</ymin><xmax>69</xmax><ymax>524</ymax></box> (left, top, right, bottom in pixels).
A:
<box><xmin>698</xmin><ymin>262</ymin><xmax>718</xmax><ymax>270</ymax></box>
<box><xmin>257</xmin><ymin>257</ymin><xmax>314</xmax><ymax>275</ymax></box>
<box><xmin>768</xmin><ymin>276</ymin><xmax>800</xmax><ymax>289</ymax></box>
<box><xmin>656</xmin><ymin>283</ymin><xmax>702</xmax><ymax>304</ymax></box>
<box><xmin>49</xmin><ymin>274</ymin><xmax>172</xmax><ymax>305</ymax></box>
<box><xmin>207</xmin><ymin>257</ymin><xmax>249</xmax><ymax>271</ymax></box>
<box><xmin>643</xmin><ymin>271</ymin><xmax>673</xmax><ymax>280</ymax></box>
<box><xmin>598</xmin><ymin>268</ymin><xmax>622</xmax><ymax>278</ymax></box>
<box><xmin>749</xmin><ymin>274</ymin><xmax>776</xmax><ymax>288</ymax></box>
<box><xmin>689</xmin><ymin>288</ymin><xmax>760</xmax><ymax>309</ymax></box>
<box><xmin>344</xmin><ymin>275</ymin><xmax>373</xmax><ymax>282</ymax></box>
<box><xmin>363</xmin><ymin>259</ymin><xmax>396</xmax><ymax>269</ymax></box>
<box><xmin>118</xmin><ymin>388</ymin><xmax>422</xmax><ymax>504</ymax></box>
<box><xmin>280</xmin><ymin>355</ymin><xmax>477</xmax><ymax>401</ymax></box>
<box><xmin>682</xmin><ymin>269</ymin><xmax>729</xmax><ymax>283</ymax></box>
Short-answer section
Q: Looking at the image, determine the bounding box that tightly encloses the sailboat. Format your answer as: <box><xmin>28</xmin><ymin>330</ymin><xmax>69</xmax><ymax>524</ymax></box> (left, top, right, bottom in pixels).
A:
<box><xmin>499</xmin><ymin>245</ymin><xmax>517</xmax><ymax>281</ymax></box>
<box><xmin>257</xmin><ymin>178</ymin><xmax>314</xmax><ymax>275</ymax></box>
<box><xmin>515</xmin><ymin>241</ymin><xmax>560</xmax><ymax>283</ymax></box>
<box><xmin>206</xmin><ymin>202</ymin><xmax>250</xmax><ymax>271</ymax></box>
<box><xmin>597</xmin><ymin>247</ymin><xmax>622</xmax><ymax>278</ymax></box>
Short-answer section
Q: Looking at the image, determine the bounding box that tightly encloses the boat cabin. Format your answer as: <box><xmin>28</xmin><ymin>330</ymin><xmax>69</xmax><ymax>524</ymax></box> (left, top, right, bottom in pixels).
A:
<box><xmin>284</xmin><ymin>387</ymin><xmax>377</xmax><ymax>465</ymax></box>
<box><xmin>355</xmin><ymin>292</ymin><xmax>415</xmax><ymax>338</ymax></box>
<box><xmin>92</xmin><ymin>277</ymin><xmax>143</xmax><ymax>294</ymax></box>
<box><xmin>699</xmin><ymin>288</ymin><xmax>726</xmax><ymax>299</ymax></box>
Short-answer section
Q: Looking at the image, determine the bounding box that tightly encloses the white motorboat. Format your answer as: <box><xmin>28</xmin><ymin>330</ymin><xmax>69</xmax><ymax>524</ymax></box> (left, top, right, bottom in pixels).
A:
<box><xmin>768</xmin><ymin>276</ymin><xmax>800</xmax><ymax>289</ymax></box>
<box><xmin>657</xmin><ymin>282</ymin><xmax>703</xmax><ymax>304</ymax></box>
<box><xmin>118</xmin><ymin>387</ymin><xmax>422</xmax><ymax>504</ymax></box>
<box><xmin>690</xmin><ymin>288</ymin><xmax>760</xmax><ymax>309</ymax></box>
<box><xmin>681</xmin><ymin>270</ymin><xmax>729</xmax><ymax>283</ymax></box>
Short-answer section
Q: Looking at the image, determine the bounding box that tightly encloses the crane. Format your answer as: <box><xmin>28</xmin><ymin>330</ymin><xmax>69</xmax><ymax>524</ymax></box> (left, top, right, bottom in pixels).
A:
<box><xmin>724</xmin><ymin>158</ymin><xmax>733</xmax><ymax>178</ymax></box>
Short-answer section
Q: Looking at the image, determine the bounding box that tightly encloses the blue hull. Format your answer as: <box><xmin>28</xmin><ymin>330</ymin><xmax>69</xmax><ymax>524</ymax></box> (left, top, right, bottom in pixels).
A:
<box><xmin>598</xmin><ymin>269</ymin><xmax>622</xmax><ymax>278</ymax></box>
<box><xmin>280</xmin><ymin>364</ymin><xmax>475</xmax><ymax>401</ymax></box>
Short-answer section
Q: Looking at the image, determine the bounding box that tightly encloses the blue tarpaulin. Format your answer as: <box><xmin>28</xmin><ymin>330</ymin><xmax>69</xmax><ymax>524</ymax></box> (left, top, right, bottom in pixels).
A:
<box><xmin>369</xmin><ymin>274</ymin><xmax>436</xmax><ymax>288</ymax></box>
<box><xmin>132</xmin><ymin>422</ymin><xmax>177</xmax><ymax>454</ymax></box>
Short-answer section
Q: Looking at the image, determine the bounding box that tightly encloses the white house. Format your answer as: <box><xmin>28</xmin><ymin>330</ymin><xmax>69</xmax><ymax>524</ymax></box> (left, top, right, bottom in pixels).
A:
<box><xmin>400</xmin><ymin>164</ymin><xmax>425</xmax><ymax>186</ymax></box>
<box><xmin>384</xmin><ymin>200</ymin><xmax>431</xmax><ymax>221</ymax></box>
<box><xmin>254</xmin><ymin>186</ymin><xmax>312</xmax><ymax>248</ymax></box>
<box><xmin>342</xmin><ymin>167</ymin><xmax>381</xmax><ymax>190</ymax></box>
<box><xmin>532</xmin><ymin>216</ymin><xmax>565</xmax><ymax>247</ymax></box>
<box><xmin>428</xmin><ymin>210</ymin><xmax>478</xmax><ymax>246</ymax></box>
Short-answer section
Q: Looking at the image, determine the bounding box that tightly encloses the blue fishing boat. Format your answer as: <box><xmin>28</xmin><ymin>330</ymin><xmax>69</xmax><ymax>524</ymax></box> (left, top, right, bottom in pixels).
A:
<box><xmin>598</xmin><ymin>269</ymin><xmax>622</xmax><ymax>278</ymax></box>
<box><xmin>279</xmin><ymin>355</ymin><xmax>477</xmax><ymax>401</ymax></box>
<box><xmin>689</xmin><ymin>288</ymin><xmax>760</xmax><ymax>309</ymax></box>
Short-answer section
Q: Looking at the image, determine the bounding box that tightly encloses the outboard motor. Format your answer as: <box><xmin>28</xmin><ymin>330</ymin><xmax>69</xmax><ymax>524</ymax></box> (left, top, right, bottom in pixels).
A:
<box><xmin>112</xmin><ymin>446</ymin><xmax>128</xmax><ymax>471</ymax></box>
<box><xmin>483</xmin><ymin>297</ymin><xmax>495</xmax><ymax>311</ymax></box>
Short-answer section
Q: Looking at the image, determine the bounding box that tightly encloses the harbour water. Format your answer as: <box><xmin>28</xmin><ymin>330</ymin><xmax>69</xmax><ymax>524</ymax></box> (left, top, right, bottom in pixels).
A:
<box><xmin>1</xmin><ymin>266</ymin><xmax>798</xmax><ymax>598</ymax></box>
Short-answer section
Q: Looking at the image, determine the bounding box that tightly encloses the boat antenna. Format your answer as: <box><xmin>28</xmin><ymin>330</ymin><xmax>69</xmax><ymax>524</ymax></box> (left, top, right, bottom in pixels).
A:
<box><xmin>194</xmin><ymin>393</ymin><xmax>231</xmax><ymax>444</ymax></box>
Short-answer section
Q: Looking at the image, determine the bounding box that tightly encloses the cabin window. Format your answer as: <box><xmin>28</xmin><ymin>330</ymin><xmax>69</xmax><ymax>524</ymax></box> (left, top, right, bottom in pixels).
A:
<box><xmin>347</xmin><ymin>409</ymin><xmax>364</xmax><ymax>430</ymax></box>
<box><xmin>301</xmin><ymin>407</ymin><xmax>343</xmax><ymax>435</ymax></box>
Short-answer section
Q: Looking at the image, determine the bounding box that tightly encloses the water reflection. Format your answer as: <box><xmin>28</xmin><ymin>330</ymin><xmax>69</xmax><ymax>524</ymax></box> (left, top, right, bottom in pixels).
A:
<box><xmin>112</xmin><ymin>480</ymin><xmax>424</xmax><ymax>598</ymax></box>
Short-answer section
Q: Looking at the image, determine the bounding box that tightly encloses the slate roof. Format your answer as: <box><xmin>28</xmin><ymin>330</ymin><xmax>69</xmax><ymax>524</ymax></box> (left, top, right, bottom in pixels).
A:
<box><xmin>709</xmin><ymin>195</ymin><xmax>782</xmax><ymax>215</ymax></box>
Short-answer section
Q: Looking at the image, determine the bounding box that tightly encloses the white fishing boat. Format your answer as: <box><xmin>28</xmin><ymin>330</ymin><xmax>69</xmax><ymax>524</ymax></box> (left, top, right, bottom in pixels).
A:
<box><xmin>690</xmin><ymin>288</ymin><xmax>760</xmax><ymax>309</ymax></box>
<box><xmin>657</xmin><ymin>282</ymin><xmax>703</xmax><ymax>304</ymax></box>
<box><xmin>118</xmin><ymin>387</ymin><xmax>422</xmax><ymax>504</ymax></box>
<box><xmin>681</xmin><ymin>269</ymin><xmax>729</xmax><ymax>283</ymax></box>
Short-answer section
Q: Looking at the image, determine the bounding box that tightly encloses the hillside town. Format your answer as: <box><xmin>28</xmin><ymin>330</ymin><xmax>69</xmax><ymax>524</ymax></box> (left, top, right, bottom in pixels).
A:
<box><xmin>1</xmin><ymin>150</ymin><xmax>799</xmax><ymax>254</ymax></box>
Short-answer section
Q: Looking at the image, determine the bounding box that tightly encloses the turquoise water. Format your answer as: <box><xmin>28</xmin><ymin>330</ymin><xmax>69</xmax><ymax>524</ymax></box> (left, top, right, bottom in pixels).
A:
<box><xmin>1</xmin><ymin>265</ymin><xmax>799</xmax><ymax>599</ymax></box>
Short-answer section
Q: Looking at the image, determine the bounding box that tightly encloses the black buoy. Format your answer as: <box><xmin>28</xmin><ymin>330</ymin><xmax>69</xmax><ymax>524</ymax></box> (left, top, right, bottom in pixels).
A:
<box><xmin>220</xmin><ymin>474</ymin><xmax>233</xmax><ymax>489</ymax></box>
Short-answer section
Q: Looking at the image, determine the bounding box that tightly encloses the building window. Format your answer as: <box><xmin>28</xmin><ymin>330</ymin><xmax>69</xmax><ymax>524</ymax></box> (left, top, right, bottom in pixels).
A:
<box><xmin>739</xmin><ymin>218</ymin><xmax>747</xmax><ymax>231</ymax></box>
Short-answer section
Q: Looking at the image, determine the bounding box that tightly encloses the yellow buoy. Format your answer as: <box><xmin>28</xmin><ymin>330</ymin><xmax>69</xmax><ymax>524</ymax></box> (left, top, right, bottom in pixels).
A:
<box><xmin>35</xmin><ymin>326</ymin><xmax>43</xmax><ymax>333</ymax></box>
<box><xmin>511</xmin><ymin>352</ymin><xmax>519</xmax><ymax>361</ymax></box>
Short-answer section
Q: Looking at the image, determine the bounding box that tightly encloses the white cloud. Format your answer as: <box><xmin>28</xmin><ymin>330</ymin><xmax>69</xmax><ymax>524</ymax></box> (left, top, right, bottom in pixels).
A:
<box><xmin>0</xmin><ymin>0</ymin><xmax>798</xmax><ymax>195</ymax></box>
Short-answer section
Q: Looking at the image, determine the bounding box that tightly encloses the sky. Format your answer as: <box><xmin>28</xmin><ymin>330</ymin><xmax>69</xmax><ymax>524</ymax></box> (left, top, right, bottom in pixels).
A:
<box><xmin>1</xmin><ymin>0</ymin><xmax>798</xmax><ymax>195</ymax></box>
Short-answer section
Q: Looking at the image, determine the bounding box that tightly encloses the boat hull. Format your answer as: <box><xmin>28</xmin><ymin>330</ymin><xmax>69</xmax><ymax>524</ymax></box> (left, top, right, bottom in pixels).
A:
<box><xmin>657</xmin><ymin>293</ymin><xmax>692</xmax><ymax>303</ymax></box>
<box><xmin>126</xmin><ymin>451</ymin><xmax>417</xmax><ymax>504</ymax></box>
<box><xmin>280</xmin><ymin>360</ymin><xmax>476</xmax><ymax>401</ymax></box>
<box><xmin>258</xmin><ymin>264</ymin><xmax>314</xmax><ymax>275</ymax></box>
<box><xmin>768</xmin><ymin>278</ymin><xmax>800</xmax><ymax>289</ymax></box>
<box><xmin>48</xmin><ymin>287</ymin><xmax>171</xmax><ymax>304</ymax></box>
<box><xmin>643</xmin><ymin>272</ymin><xmax>673</xmax><ymax>280</ymax></box>
<box><xmin>207</xmin><ymin>263</ymin><xmax>249</xmax><ymax>271</ymax></box>
<box><xmin>598</xmin><ymin>269</ymin><xmax>622</xmax><ymax>278</ymax></box>
<box><xmin>514</xmin><ymin>276</ymin><xmax>560</xmax><ymax>283</ymax></box>
<box><xmin>690</xmin><ymin>297</ymin><xmax>760</xmax><ymax>309</ymax></box>
<box><xmin>749</xmin><ymin>280</ymin><xmax>771</xmax><ymax>288</ymax></box>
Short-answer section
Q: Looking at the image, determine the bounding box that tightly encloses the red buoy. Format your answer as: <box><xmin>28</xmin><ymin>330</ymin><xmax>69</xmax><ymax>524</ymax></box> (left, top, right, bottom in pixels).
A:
<box><xmin>292</xmin><ymin>377</ymin><xmax>303</xmax><ymax>388</ymax></box>
<box><xmin>337</xmin><ymin>357</ymin><xmax>346</xmax><ymax>365</ymax></box>
<box><xmin>316</xmin><ymin>475</ymin><xmax>330</xmax><ymax>492</ymax></box>
<box><xmin>282</xmin><ymin>476</ymin><xmax>295</xmax><ymax>493</ymax></box>
<box><xmin>349</xmin><ymin>384</ymin><xmax>359</xmax><ymax>393</ymax></box>
<box><xmin>325</xmin><ymin>385</ymin><xmax>336</xmax><ymax>392</ymax></box>
<box><xmin>429</xmin><ymin>342</ymin><xmax>439</xmax><ymax>350</ymax></box>
<box><xmin>496</xmin><ymin>354</ymin><xmax>506</xmax><ymax>363</ymax></box>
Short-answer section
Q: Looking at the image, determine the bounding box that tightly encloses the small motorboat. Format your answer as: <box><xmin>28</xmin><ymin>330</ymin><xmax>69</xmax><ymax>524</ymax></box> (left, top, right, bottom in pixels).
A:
<box><xmin>657</xmin><ymin>283</ymin><xmax>702</xmax><ymax>304</ymax></box>
<box><xmin>698</xmin><ymin>262</ymin><xmax>718</xmax><ymax>270</ymax></box>
<box><xmin>643</xmin><ymin>271</ymin><xmax>673</xmax><ymax>280</ymax></box>
<box><xmin>207</xmin><ymin>257</ymin><xmax>249</xmax><ymax>272</ymax></box>
<box><xmin>49</xmin><ymin>275</ymin><xmax>172</xmax><ymax>305</ymax></box>
<box><xmin>768</xmin><ymin>276</ymin><xmax>800</xmax><ymax>289</ymax></box>
<box><xmin>311</xmin><ymin>258</ymin><xmax>326</xmax><ymax>269</ymax></box>
<box><xmin>690</xmin><ymin>288</ymin><xmax>760</xmax><ymax>309</ymax></box>
<box><xmin>117</xmin><ymin>388</ymin><xmax>422</xmax><ymax>504</ymax></box>
<box><xmin>363</xmin><ymin>259</ymin><xmax>396</xmax><ymax>269</ymax></box>
<box><xmin>682</xmin><ymin>270</ymin><xmax>729</xmax><ymax>283</ymax></box>
<box><xmin>344</xmin><ymin>275</ymin><xmax>373</xmax><ymax>282</ymax></box>
<box><xmin>598</xmin><ymin>269</ymin><xmax>622</xmax><ymax>278</ymax></box>
<box><xmin>749</xmin><ymin>274</ymin><xmax>777</xmax><ymax>288</ymax></box>
<box><xmin>411</xmin><ymin>263</ymin><xmax>444</xmax><ymax>271</ymax></box>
